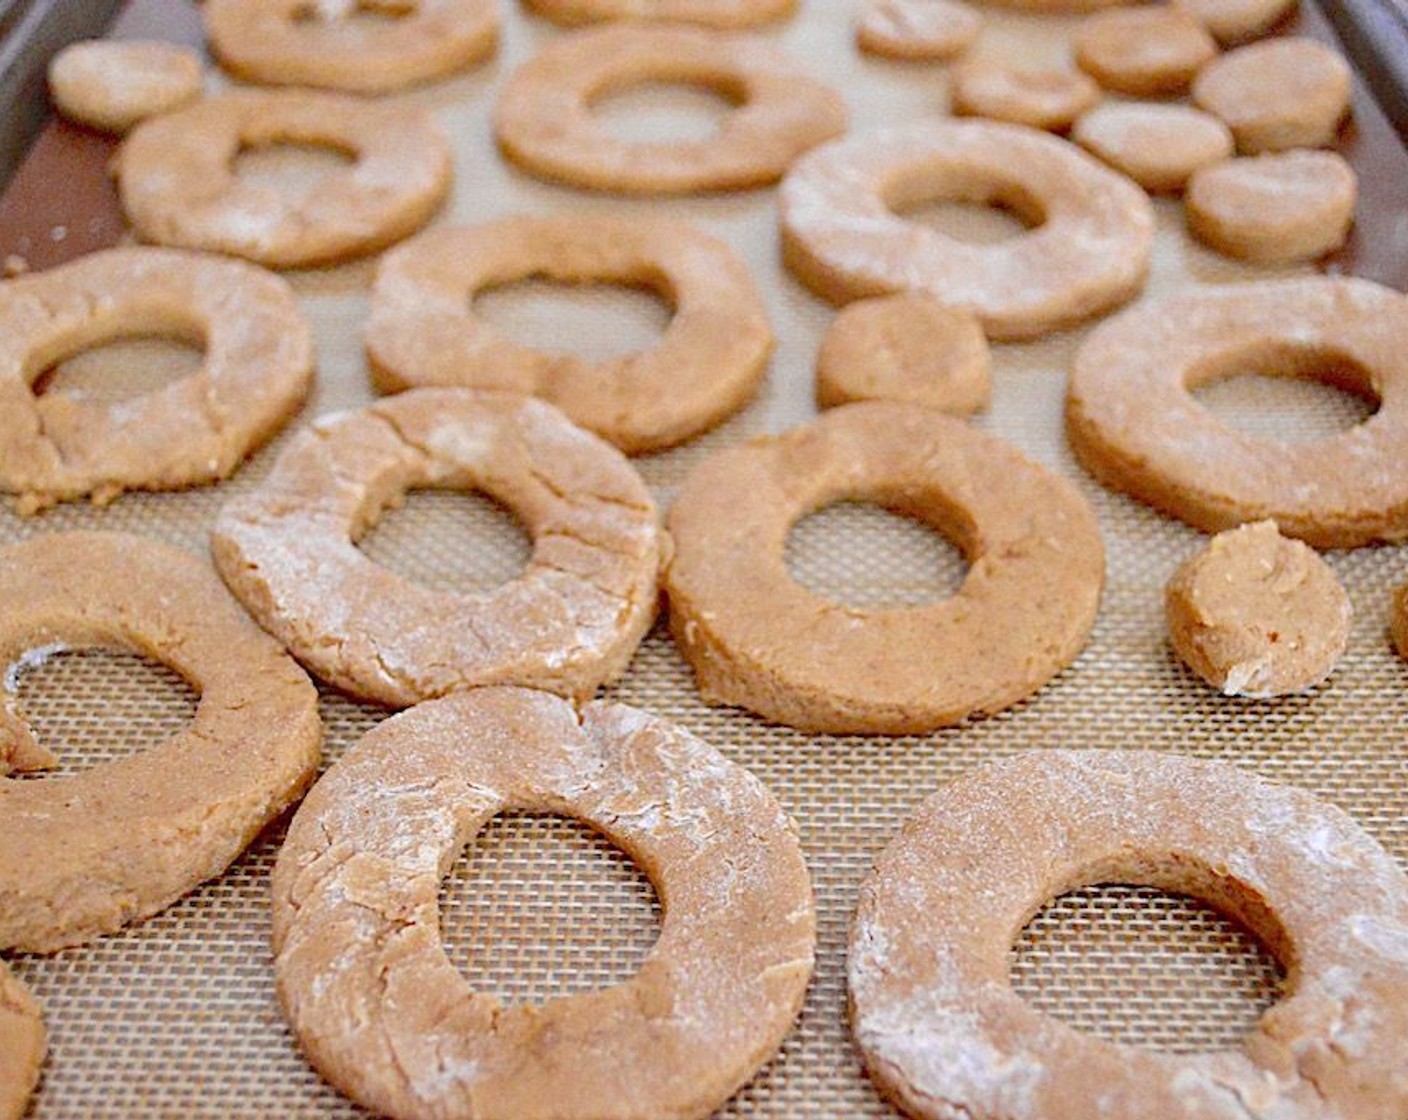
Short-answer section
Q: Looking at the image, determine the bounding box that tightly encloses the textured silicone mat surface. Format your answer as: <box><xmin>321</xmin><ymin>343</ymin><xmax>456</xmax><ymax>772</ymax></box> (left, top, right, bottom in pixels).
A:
<box><xmin>4</xmin><ymin>2</ymin><xmax>1407</xmax><ymax>1118</ymax></box>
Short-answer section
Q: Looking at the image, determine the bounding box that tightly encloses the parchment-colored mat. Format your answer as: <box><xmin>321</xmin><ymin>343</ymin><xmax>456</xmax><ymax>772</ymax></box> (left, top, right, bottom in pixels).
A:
<box><xmin>4</xmin><ymin>2</ymin><xmax>1407</xmax><ymax>1117</ymax></box>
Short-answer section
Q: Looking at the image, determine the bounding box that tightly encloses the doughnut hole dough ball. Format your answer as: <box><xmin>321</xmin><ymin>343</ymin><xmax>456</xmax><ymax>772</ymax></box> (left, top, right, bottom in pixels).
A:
<box><xmin>850</xmin><ymin>750</ymin><xmax>1408</xmax><ymax>1120</ymax></box>
<box><xmin>48</xmin><ymin>39</ymin><xmax>202</xmax><ymax>134</ymax></box>
<box><xmin>949</xmin><ymin>61</ymin><xmax>1102</xmax><ymax>132</ymax></box>
<box><xmin>523</xmin><ymin>0</ymin><xmax>798</xmax><ymax>28</ymax></box>
<box><xmin>1073</xmin><ymin>7</ymin><xmax>1218</xmax><ymax>97</ymax></box>
<box><xmin>204</xmin><ymin>0</ymin><xmax>498</xmax><ymax>94</ymax></box>
<box><xmin>1073</xmin><ymin>104</ymin><xmax>1233</xmax><ymax>193</ymax></box>
<box><xmin>663</xmin><ymin>401</ymin><xmax>1105</xmax><ymax>734</ymax></box>
<box><xmin>856</xmin><ymin>0</ymin><xmax>984</xmax><ymax>62</ymax></box>
<box><xmin>1176</xmin><ymin>0</ymin><xmax>1298</xmax><ymax>44</ymax></box>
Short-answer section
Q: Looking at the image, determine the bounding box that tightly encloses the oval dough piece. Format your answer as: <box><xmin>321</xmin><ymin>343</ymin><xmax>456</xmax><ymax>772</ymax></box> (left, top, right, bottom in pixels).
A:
<box><xmin>494</xmin><ymin>24</ymin><xmax>847</xmax><ymax>194</ymax></box>
<box><xmin>851</xmin><ymin>750</ymin><xmax>1408</xmax><ymax>1120</ymax></box>
<box><xmin>1186</xmin><ymin>149</ymin><xmax>1357</xmax><ymax>263</ymax></box>
<box><xmin>664</xmin><ymin>401</ymin><xmax>1105</xmax><ymax>734</ymax></box>
<box><xmin>272</xmin><ymin>686</ymin><xmax>815</xmax><ymax>1120</ymax></box>
<box><xmin>1176</xmin><ymin>0</ymin><xmax>1297</xmax><ymax>44</ymax></box>
<box><xmin>1192</xmin><ymin>37</ymin><xmax>1352</xmax><ymax>154</ymax></box>
<box><xmin>366</xmin><ymin>215</ymin><xmax>773</xmax><ymax>454</ymax></box>
<box><xmin>780</xmin><ymin>120</ymin><xmax>1154</xmax><ymax>340</ymax></box>
<box><xmin>116</xmin><ymin>90</ymin><xmax>452</xmax><ymax>268</ymax></box>
<box><xmin>48</xmin><ymin>39</ymin><xmax>202</xmax><ymax>134</ymax></box>
<box><xmin>815</xmin><ymin>295</ymin><xmax>990</xmax><ymax>414</ymax></box>
<box><xmin>212</xmin><ymin>390</ymin><xmax>663</xmax><ymax>708</ymax></box>
<box><xmin>0</xmin><ymin>531</ymin><xmax>322</xmax><ymax>953</ymax></box>
<box><xmin>1066</xmin><ymin>277</ymin><xmax>1408</xmax><ymax>549</ymax></box>
<box><xmin>1073</xmin><ymin>7</ymin><xmax>1217</xmax><ymax>97</ymax></box>
<box><xmin>204</xmin><ymin>0</ymin><xmax>498</xmax><ymax>93</ymax></box>
<box><xmin>0</xmin><ymin>964</ymin><xmax>43</xmax><ymax>1120</ymax></box>
<box><xmin>950</xmin><ymin>61</ymin><xmax>1101</xmax><ymax>132</ymax></box>
<box><xmin>1167</xmin><ymin>520</ymin><xmax>1351</xmax><ymax>697</ymax></box>
<box><xmin>523</xmin><ymin>0</ymin><xmax>797</xmax><ymax>27</ymax></box>
<box><xmin>1073</xmin><ymin>103</ymin><xmax>1233</xmax><ymax>193</ymax></box>
<box><xmin>0</xmin><ymin>247</ymin><xmax>313</xmax><ymax>515</ymax></box>
<box><xmin>856</xmin><ymin>0</ymin><xmax>983</xmax><ymax>62</ymax></box>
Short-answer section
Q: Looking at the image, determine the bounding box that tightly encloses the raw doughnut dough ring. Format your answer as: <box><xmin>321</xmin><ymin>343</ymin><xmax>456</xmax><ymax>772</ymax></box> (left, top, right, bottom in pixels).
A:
<box><xmin>664</xmin><ymin>401</ymin><xmax>1105</xmax><ymax>734</ymax></box>
<box><xmin>1067</xmin><ymin>278</ymin><xmax>1408</xmax><ymax>549</ymax></box>
<box><xmin>523</xmin><ymin>0</ymin><xmax>797</xmax><ymax>27</ymax></box>
<box><xmin>48</xmin><ymin>39</ymin><xmax>202</xmax><ymax>134</ymax></box>
<box><xmin>850</xmin><ymin>750</ymin><xmax>1408</xmax><ymax>1120</ymax></box>
<box><xmin>780</xmin><ymin>120</ymin><xmax>1154</xmax><ymax>341</ymax></box>
<box><xmin>0</xmin><ymin>247</ymin><xmax>313</xmax><ymax>515</ymax></box>
<box><xmin>212</xmin><ymin>389</ymin><xmax>663</xmax><ymax>708</ymax></box>
<box><xmin>116</xmin><ymin>90</ymin><xmax>452</xmax><ymax>269</ymax></box>
<box><xmin>0</xmin><ymin>964</ymin><xmax>43</xmax><ymax>1120</ymax></box>
<box><xmin>366</xmin><ymin>215</ymin><xmax>773</xmax><ymax>454</ymax></box>
<box><xmin>0</xmin><ymin>531</ymin><xmax>322</xmax><ymax>954</ymax></box>
<box><xmin>494</xmin><ymin>24</ymin><xmax>847</xmax><ymax>194</ymax></box>
<box><xmin>204</xmin><ymin>0</ymin><xmax>498</xmax><ymax>94</ymax></box>
<box><xmin>272</xmin><ymin>686</ymin><xmax>815</xmax><ymax>1120</ymax></box>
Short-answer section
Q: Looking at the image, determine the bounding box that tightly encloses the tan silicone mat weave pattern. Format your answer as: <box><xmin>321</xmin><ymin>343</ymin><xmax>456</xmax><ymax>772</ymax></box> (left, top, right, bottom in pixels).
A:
<box><xmin>4</xmin><ymin>2</ymin><xmax>1407</xmax><ymax>1117</ymax></box>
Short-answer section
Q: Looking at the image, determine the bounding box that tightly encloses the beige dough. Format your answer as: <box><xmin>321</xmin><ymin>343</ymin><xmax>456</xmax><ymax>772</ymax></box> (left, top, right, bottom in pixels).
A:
<box><xmin>48</xmin><ymin>39</ymin><xmax>201</xmax><ymax>134</ymax></box>
<box><xmin>1176</xmin><ymin>0</ymin><xmax>1298</xmax><ymax>44</ymax></box>
<box><xmin>1073</xmin><ymin>8</ymin><xmax>1217</xmax><ymax>97</ymax></box>
<box><xmin>494</xmin><ymin>24</ymin><xmax>847</xmax><ymax>194</ymax></box>
<box><xmin>856</xmin><ymin>0</ymin><xmax>983</xmax><ymax>62</ymax></box>
<box><xmin>0</xmin><ymin>247</ymin><xmax>313</xmax><ymax>515</ymax></box>
<box><xmin>1192</xmin><ymin>37</ymin><xmax>1352</xmax><ymax>154</ymax></box>
<box><xmin>780</xmin><ymin>120</ymin><xmax>1154</xmax><ymax>340</ymax></box>
<box><xmin>212</xmin><ymin>390</ymin><xmax>663</xmax><ymax>708</ymax></box>
<box><xmin>523</xmin><ymin>0</ymin><xmax>797</xmax><ymax>27</ymax></box>
<box><xmin>950</xmin><ymin>61</ymin><xmax>1101</xmax><ymax>132</ymax></box>
<box><xmin>116</xmin><ymin>90</ymin><xmax>452</xmax><ymax>269</ymax></box>
<box><xmin>850</xmin><ymin>750</ymin><xmax>1408</xmax><ymax>1120</ymax></box>
<box><xmin>272</xmin><ymin>686</ymin><xmax>815</xmax><ymax>1120</ymax></box>
<box><xmin>1166</xmin><ymin>520</ymin><xmax>1351</xmax><ymax>697</ymax></box>
<box><xmin>1390</xmin><ymin>583</ymin><xmax>1408</xmax><ymax>665</ymax></box>
<box><xmin>1186</xmin><ymin>149</ymin><xmax>1357</xmax><ymax>263</ymax></box>
<box><xmin>0</xmin><ymin>531</ymin><xmax>322</xmax><ymax>953</ymax></box>
<box><xmin>815</xmin><ymin>295</ymin><xmax>990</xmax><ymax>414</ymax></box>
<box><xmin>0</xmin><ymin>963</ymin><xmax>43</xmax><ymax>1120</ymax></box>
<box><xmin>664</xmin><ymin>401</ymin><xmax>1105</xmax><ymax>734</ymax></box>
<box><xmin>1073</xmin><ymin>103</ymin><xmax>1233</xmax><ymax>193</ymax></box>
<box><xmin>204</xmin><ymin>0</ymin><xmax>498</xmax><ymax>93</ymax></box>
<box><xmin>365</xmin><ymin>215</ymin><xmax>773</xmax><ymax>454</ymax></box>
<box><xmin>1066</xmin><ymin>277</ymin><xmax>1408</xmax><ymax>549</ymax></box>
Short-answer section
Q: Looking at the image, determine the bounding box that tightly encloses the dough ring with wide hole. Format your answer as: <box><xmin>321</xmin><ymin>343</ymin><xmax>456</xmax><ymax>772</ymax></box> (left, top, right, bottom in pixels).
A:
<box><xmin>664</xmin><ymin>401</ymin><xmax>1105</xmax><ymax>734</ymax></box>
<box><xmin>523</xmin><ymin>0</ymin><xmax>797</xmax><ymax>28</ymax></box>
<box><xmin>0</xmin><ymin>963</ymin><xmax>43</xmax><ymax>1120</ymax></box>
<box><xmin>779</xmin><ymin>120</ymin><xmax>1153</xmax><ymax>341</ymax></box>
<box><xmin>212</xmin><ymin>389</ymin><xmax>663</xmax><ymax>708</ymax></box>
<box><xmin>1067</xmin><ymin>277</ymin><xmax>1408</xmax><ymax>549</ymax></box>
<box><xmin>494</xmin><ymin>24</ymin><xmax>847</xmax><ymax>194</ymax></box>
<box><xmin>272</xmin><ymin>685</ymin><xmax>815</xmax><ymax>1120</ymax></box>
<box><xmin>116</xmin><ymin>90</ymin><xmax>451</xmax><ymax>269</ymax></box>
<box><xmin>204</xmin><ymin>0</ymin><xmax>498</xmax><ymax>94</ymax></box>
<box><xmin>366</xmin><ymin>215</ymin><xmax>773</xmax><ymax>454</ymax></box>
<box><xmin>850</xmin><ymin>749</ymin><xmax>1408</xmax><ymax>1120</ymax></box>
<box><xmin>0</xmin><ymin>531</ymin><xmax>322</xmax><ymax>954</ymax></box>
<box><xmin>0</xmin><ymin>247</ymin><xmax>313</xmax><ymax>515</ymax></box>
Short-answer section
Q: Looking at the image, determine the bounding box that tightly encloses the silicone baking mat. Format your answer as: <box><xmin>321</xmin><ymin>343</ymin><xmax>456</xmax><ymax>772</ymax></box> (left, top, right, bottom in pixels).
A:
<box><xmin>3</xmin><ymin>2</ymin><xmax>1407</xmax><ymax>1117</ymax></box>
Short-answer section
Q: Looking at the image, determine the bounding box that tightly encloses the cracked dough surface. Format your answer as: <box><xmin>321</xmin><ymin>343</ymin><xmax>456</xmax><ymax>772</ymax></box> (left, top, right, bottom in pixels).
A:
<box><xmin>272</xmin><ymin>686</ymin><xmax>815</xmax><ymax>1120</ymax></box>
<box><xmin>850</xmin><ymin>750</ymin><xmax>1408</xmax><ymax>1120</ymax></box>
<box><xmin>0</xmin><ymin>247</ymin><xmax>312</xmax><ymax>515</ymax></box>
<box><xmin>212</xmin><ymin>389</ymin><xmax>663</xmax><ymax>708</ymax></box>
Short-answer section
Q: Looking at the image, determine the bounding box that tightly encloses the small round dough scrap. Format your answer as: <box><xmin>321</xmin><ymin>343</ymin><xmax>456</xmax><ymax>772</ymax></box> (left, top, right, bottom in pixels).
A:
<box><xmin>1192</xmin><ymin>37</ymin><xmax>1352</xmax><ymax>154</ymax></box>
<box><xmin>815</xmin><ymin>295</ymin><xmax>990</xmax><ymax>414</ymax></box>
<box><xmin>272</xmin><ymin>686</ymin><xmax>815</xmax><ymax>1120</ymax></box>
<box><xmin>523</xmin><ymin>0</ymin><xmax>797</xmax><ymax>27</ymax></box>
<box><xmin>1073</xmin><ymin>103</ymin><xmax>1233</xmax><ymax>193</ymax></box>
<box><xmin>850</xmin><ymin>750</ymin><xmax>1408</xmax><ymax>1120</ymax></box>
<box><xmin>204</xmin><ymin>0</ymin><xmax>498</xmax><ymax>94</ymax></box>
<box><xmin>212</xmin><ymin>390</ymin><xmax>663</xmax><ymax>708</ymax></box>
<box><xmin>0</xmin><ymin>247</ymin><xmax>313</xmax><ymax>515</ymax></box>
<box><xmin>1176</xmin><ymin>0</ymin><xmax>1297</xmax><ymax>44</ymax></box>
<box><xmin>493</xmin><ymin>24</ymin><xmax>847</xmax><ymax>194</ymax></box>
<box><xmin>1067</xmin><ymin>277</ymin><xmax>1408</xmax><ymax>549</ymax></box>
<box><xmin>1073</xmin><ymin>7</ymin><xmax>1217</xmax><ymax>97</ymax></box>
<box><xmin>856</xmin><ymin>0</ymin><xmax>983</xmax><ymax>62</ymax></box>
<box><xmin>116</xmin><ymin>90</ymin><xmax>452</xmax><ymax>269</ymax></box>
<box><xmin>780</xmin><ymin>120</ymin><xmax>1154</xmax><ymax>341</ymax></box>
<box><xmin>949</xmin><ymin>61</ymin><xmax>1101</xmax><ymax>132</ymax></box>
<box><xmin>1186</xmin><ymin>149</ymin><xmax>1357</xmax><ymax>263</ymax></box>
<box><xmin>48</xmin><ymin>39</ymin><xmax>202</xmax><ymax>135</ymax></box>
<box><xmin>0</xmin><ymin>532</ymin><xmax>322</xmax><ymax>953</ymax></box>
<box><xmin>1167</xmin><ymin>520</ymin><xmax>1351</xmax><ymax>697</ymax></box>
<box><xmin>664</xmin><ymin>401</ymin><xmax>1105</xmax><ymax>734</ymax></box>
<box><xmin>0</xmin><ymin>964</ymin><xmax>43</xmax><ymax>1120</ymax></box>
<box><xmin>366</xmin><ymin>215</ymin><xmax>773</xmax><ymax>454</ymax></box>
